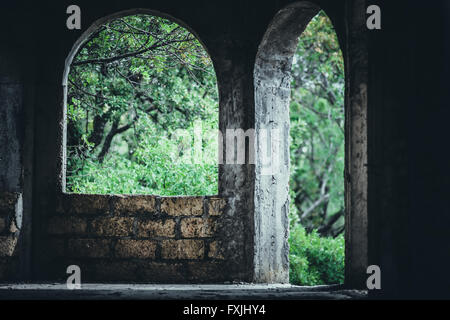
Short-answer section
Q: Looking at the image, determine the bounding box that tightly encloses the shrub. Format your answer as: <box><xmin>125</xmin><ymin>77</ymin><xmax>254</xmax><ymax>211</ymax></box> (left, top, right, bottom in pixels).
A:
<box><xmin>289</xmin><ymin>223</ymin><xmax>345</xmax><ymax>286</ymax></box>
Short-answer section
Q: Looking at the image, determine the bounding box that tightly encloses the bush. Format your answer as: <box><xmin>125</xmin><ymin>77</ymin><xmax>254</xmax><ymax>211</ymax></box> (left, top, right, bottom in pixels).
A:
<box><xmin>66</xmin><ymin>119</ymin><xmax>219</xmax><ymax>196</ymax></box>
<box><xmin>289</xmin><ymin>223</ymin><xmax>345</xmax><ymax>286</ymax></box>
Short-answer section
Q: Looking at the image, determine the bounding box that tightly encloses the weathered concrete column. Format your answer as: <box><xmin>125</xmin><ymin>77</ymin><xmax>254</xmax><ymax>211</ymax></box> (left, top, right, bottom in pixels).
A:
<box><xmin>0</xmin><ymin>49</ymin><xmax>32</xmax><ymax>280</ymax></box>
<box><xmin>344</xmin><ymin>0</ymin><xmax>368</xmax><ymax>289</ymax></box>
<box><xmin>253</xmin><ymin>2</ymin><xmax>319</xmax><ymax>283</ymax></box>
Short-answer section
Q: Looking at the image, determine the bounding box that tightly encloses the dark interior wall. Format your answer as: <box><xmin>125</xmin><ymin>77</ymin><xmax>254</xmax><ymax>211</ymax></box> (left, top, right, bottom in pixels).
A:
<box><xmin>0</xmin><ymin>2</ymin><xmax>35</xmax><ymax>280</ymax></box>
<box><xmin>368</xmin><ymin>0</ymin><xmax>450</xmax><ymax>299</ymax></box>
<box><xmin>0</xmin><ymin>56</ymin><xmax>23</xmax><ymax>193</ymax></box>
<box><xmin>0</xmin><ymin>47</ymin><xmax>24</xmax><ymax>278</ymax></box>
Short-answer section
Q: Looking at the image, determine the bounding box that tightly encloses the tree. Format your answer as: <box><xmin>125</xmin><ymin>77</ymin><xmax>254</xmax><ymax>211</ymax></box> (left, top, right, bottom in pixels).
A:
<box><xmin>66</xmin><ymin>14</ymin><xmax>219</xmax><ymax>195</ymax></box>
<box><xmin>289</xmin><ymin>11</ymin><xmax>345</xmax><ymax>237</ymax></box>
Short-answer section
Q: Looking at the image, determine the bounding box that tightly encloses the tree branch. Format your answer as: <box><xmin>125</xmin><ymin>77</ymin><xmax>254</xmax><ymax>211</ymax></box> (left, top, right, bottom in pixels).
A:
<box><xmin>72</xmin><ymin>38</ymin><xmax>194</xmax><ymax>66</ymax></box>
<box><xmin>318</xmin><ymin>208</ymin><xmax>344</xmax><ymax>237</ymax></box>
<box><xmin>300</xmin><ymin>193</ymin><xmax>330</xmax><ymax>221</ymax></box>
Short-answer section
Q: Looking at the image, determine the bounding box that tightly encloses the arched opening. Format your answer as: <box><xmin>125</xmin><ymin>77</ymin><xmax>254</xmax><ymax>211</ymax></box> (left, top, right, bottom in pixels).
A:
<box><xmin>288</xmin><ymin>10</ymin><xmax>345</xmax><ymax>285</ymax></box>
<box><xmin>254</xmin><ymin>2</ymin><xmax>368</xmax><ymax>287</ymax></box>
<box><xmin>61</xmin><ymin>11</ymin><xmax>219</xmax><ymax>196</ymax></box>
<box><xmin>43</xmin><ymin>10</ymin><xmax>233</xmax><ymax>284</ymax></box>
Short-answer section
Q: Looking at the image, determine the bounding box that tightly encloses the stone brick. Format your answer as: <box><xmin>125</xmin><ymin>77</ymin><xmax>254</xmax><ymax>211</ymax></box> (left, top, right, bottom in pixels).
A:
<box><xmin>187</xmin><ymin>261</ymin><xmax>227</xmax><ymax>282</ymax></box>
<box><xmin>208</xmin><ymin>241</ymin><xmax>224</xmax><ymax>259</ymax></box>
<box><xmin>136</xmin><ymin>219</ymin><xmax>175</xmax><ymax>238</ymax></box>
<box><xmin>92</xmin><ymin>261</ymin><xmax>138</xmax><ymax>282</ymax></box>
<box><xmin>0</xmin><ymin>257</ymin><xmax>18</xmax><ymax>280</ymax></box>
<box><xmin>161</xmin><ymin>197</ymin><xmax>203</xmax><ymax>216</ymax></box>
<box><xmin>208</xmin><ymin>197</ymin><xmax>227</xmax><ymax>216</ymax></box>
<box><xmin>68</xmin><ymin>239</ymin><xmax>110</xmax><ymax>258</ymax></box>
<box><xmin>47</xmin><ymin>238</ymin><xmax>65</xmax><ymax>257</ymax></box>
<box><xmin>47</xmin><ymin>216</ymin><xmax>87</xmax><ymax>235</ymax></box>
<box><xmin>92</xmin><ymin>261</ymin><xmax>186</xmax><ymax>282</ymax></box>
<box><xmin>0</xmin><ymin>217</ymin><xmax>5</xmax><ymax>233</ymax></box>
<box><xmin>112</xmin><ymin>195</ymin><xmax>156</xmax><ymax>214</ymax></box>
<box><xmin>161</xmin><ymin>239</ymin><xmax>204</xmax><ymax>260</ymax></box>
<box><xmin>91</xmin><ymin>217</ymin><xmax>133</xmax><ymax>236</ymax></box>
<box><xmin>115</xmin><ymin>239</ymin><xmax>156</xmax><ymax>258</ymax></box>
<box><xmin>181</xmin><ymin>218</ymin><xmax>216</xmax><ymax>238</ymax></box>
<box><xmin>0</xmin><ymin>236</ymin><xmax>18</xmax><ymax>257</ymax></box>
<box><xmin>137</xmin><ymin>262</ymin><xmax>185</xmax><ymax>283</ymax></box>
<box><xmin>58</xmin><ymin>194</ymin><xmax>109</xmax><ymax>214</ymax></box>
<box><xmin>0</xmin><ymin>259</ymin><xmax>7</xmax><ymax>280</ymax></box>
<box><xmin>0</xmin><ymin>192</ymin><xmax>19</xmax><ymax>215</ymax></box>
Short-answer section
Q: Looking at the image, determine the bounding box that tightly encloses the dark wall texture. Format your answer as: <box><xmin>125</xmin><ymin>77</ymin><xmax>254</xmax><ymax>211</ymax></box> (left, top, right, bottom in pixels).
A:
<box><xmin>367</xmin><ymin>0</ymin><xmax>450</xmax><ymax>299</ymax></box>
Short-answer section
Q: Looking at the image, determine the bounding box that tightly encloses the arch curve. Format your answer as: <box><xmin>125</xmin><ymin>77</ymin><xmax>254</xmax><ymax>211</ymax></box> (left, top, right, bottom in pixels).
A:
<box><xmin>62</xmin><ymin>8</ymin><xmax>214</xmax><ymax>86</ymax></box>
<box><xmin>58</xmin><ymin>9</ymin><xmax>219</xmax><ymax>193</ymax></box>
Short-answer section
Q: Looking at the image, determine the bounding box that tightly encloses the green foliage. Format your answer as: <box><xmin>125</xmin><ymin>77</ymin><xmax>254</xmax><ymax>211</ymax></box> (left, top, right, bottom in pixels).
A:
<box><xmin>67</xmin><ymin>116</ymin><xmax>218</xmax><ymax>195</ymax></box>
<box><xmin>68</xmin><ymin>156</ymin><xmax>218</xmax><ymax>196</ymax></box>
<box><xmin>289</xmin><ymin>11</ymin><xmax>345</xmax><ymax>237</ymax></box>
<box><xmin>288</xmin><ymin>190</ymin><xmax>344</xmax><ymax>286</ymax></box>
<box><xmin>66</xmin><ymin>14</ymin><xmax>219</xmax><ymax>195</ymax></box>
<box><xmin>288</xmin><ymin>11</ymin><xmax>345</xmax><ymax>285</ymax></box>
<box><xmin>289</xmin><ymin>223</ymin><xmax>345</xmax><ymax>286</ymax></box>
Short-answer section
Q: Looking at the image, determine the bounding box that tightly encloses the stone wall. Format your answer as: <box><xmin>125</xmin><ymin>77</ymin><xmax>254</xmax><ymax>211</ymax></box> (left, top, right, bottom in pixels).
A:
<box><xmin>41</xmin><ymin>194</ymin><xmax>229</xmax><ymax>282</ymax></box>
<box><xmin>0</xmin><ymin>192</ymin><xmax>23</xmax><ymax>280</ymax></box>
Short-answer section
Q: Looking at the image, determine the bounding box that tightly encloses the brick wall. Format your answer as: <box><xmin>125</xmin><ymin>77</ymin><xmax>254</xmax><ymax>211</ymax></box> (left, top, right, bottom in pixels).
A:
<box><xmin>43</xmin><ymin>194</ymin><xmax>230</xmax><ymax>283</ymax></box>
<box><xmin>0</xmin><ymin>192</ymin><xmax>22</xmax><ymax>280</ymax></box>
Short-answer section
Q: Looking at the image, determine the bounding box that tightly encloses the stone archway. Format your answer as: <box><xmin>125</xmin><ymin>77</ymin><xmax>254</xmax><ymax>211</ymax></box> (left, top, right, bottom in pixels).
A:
<box><xmin>253</xmin><ymin>1</ymin><xmax>368</xmax><ymax>287</ymax></box>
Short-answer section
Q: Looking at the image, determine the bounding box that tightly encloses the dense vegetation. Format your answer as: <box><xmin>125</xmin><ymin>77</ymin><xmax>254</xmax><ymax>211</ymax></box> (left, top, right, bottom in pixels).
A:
<box><xmin>288</xmin><ymin>11</ymin><xmax>345</xmax><ymax>285</ymax></box>
<box><xmin>67</xmin><ymin>15</ymin><xmax>219</xmax><ymax>195</ymax></box>
<box><xmin>66</xmin><ymin>11</ymin><xmax>344</xmax><ymax>285</ymax></box>
<box><xmin>289</xmin><ymin>223</ymin><xmax>344</xmax><ymax>285</ymax></box>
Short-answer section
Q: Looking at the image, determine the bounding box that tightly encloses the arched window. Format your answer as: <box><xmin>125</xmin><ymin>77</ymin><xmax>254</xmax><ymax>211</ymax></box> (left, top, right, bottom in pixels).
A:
<box><xmin>64</xmin><ymin>13</ymin><xmax>219</xmax><ymax>196</ymax></box>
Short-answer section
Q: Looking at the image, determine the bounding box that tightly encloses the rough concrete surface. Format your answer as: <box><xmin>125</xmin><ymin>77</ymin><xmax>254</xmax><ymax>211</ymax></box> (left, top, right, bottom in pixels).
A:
<box><xmin>0</xmin><ymin>283</ymin><xmax>367</xmax><ymax>300</ymax></box>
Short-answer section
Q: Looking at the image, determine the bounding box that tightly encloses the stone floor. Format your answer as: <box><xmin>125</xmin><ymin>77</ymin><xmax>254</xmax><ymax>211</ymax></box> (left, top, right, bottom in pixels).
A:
<box><xmin>0</xmin><ymin>283</ymin><xmax>367</xmax><ymax>300</ymax></box>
